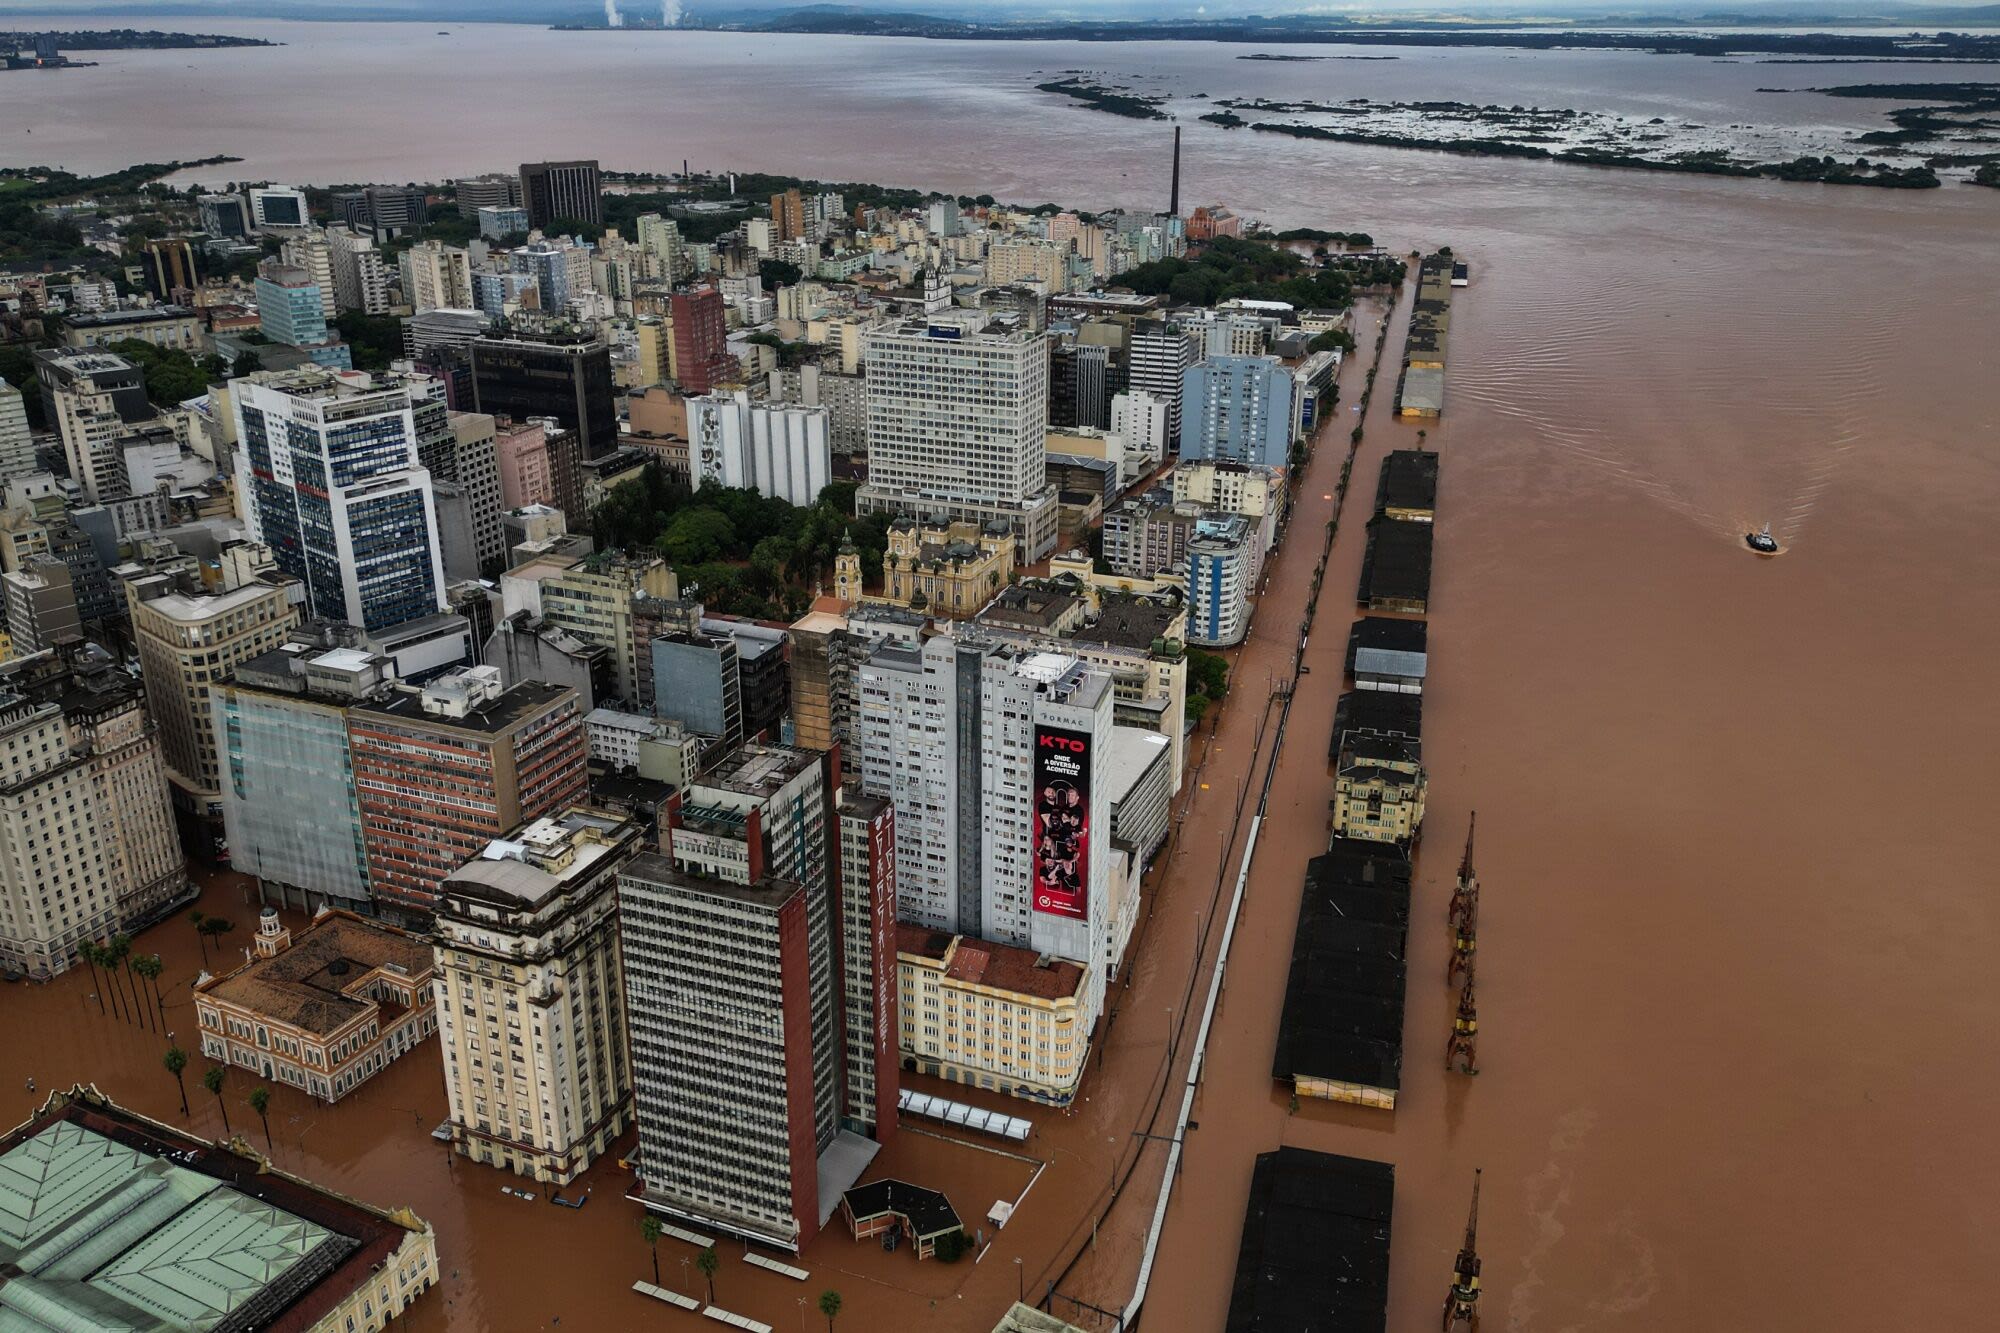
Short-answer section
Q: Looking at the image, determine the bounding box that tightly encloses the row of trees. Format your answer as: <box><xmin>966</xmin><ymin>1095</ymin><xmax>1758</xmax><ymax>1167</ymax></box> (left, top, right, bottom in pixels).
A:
<box><xmin>638</xmin><ymin>1219</ymin><xmax>847</xmax><ymax>1325</ymax></box>
<box><xmin>1120</xmin><ymin>234</ymin><xmax>1406</xmax><ymax>310</ymax></box>
<box><xmin>161</xmin><ymin>1046</ymin><xmax>274</xmax><ymax>1148</ymax></box>
<box><xmin>75</xmin><ymin>936</ymin><xmax>167</xmax><ymax>1029</ymax></box>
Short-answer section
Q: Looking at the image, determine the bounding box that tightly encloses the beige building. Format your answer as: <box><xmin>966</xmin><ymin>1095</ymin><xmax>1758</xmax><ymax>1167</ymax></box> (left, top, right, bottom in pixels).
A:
<box><xmin>879</xmin><ymin>516</ymin><xmax>1014</xmax><ymax>619</ymax></box>
<box><xmin>897</xmin><ymin>924</ymin><xmax>1089</xmax><ymax>1104</ymax></box>
<box><xmin>0</xmin><ymin>651</ymin><xmax>183</xmax><ymax>979</ymax></box>
<box><xmin>1331</xmin><ymin>736</ymin><xmax>1428</xmax><ymax>846</ymax></box>
<box><xmin>123</xmin><ymin>545</ymin><xmax>301</xmax><ymax>856</ymax></box>
<box><xmin>433</xmin><ymin>807</ymin><xmax>643</xmax><ymax>1184</ymax></box>
<box><xmin>984</xmin><ymin>239</ymin><xmax>1070</xmax><ymax>293</ymax></box>
<box><xmin>536</xmin><ymin>551</ymin><xmax>678</xmax><ymax>707</ymax></box>
<box><xmin>194</xmin><ymin>908</ymin><xmax>438</xmax><ymax>1103</ymax></box>
<box><xmin>400</xmin><ymin>239</ymin><xmax>474</xmax><ymax>313</ymax></box>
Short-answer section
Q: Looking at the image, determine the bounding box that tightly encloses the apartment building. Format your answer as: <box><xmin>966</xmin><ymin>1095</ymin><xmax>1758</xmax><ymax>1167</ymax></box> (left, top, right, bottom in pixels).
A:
<box><xmin>434</xmin><ymin>807</ymin><xmax>643</xmax><ymax>1185</ymax></box>
<box><xmin>194</xmin><ymin>909</ymin><xmax>436</xmax><ymax>1103</ymax></box>
<box><xmin>35</xmin><ymin>348</ymin><xmax>153</xmax><ymax>503</ymax></box>
<box><xmin>896</xmin><ymin>926</ymin><xmax>1088</xmax><ymax>1105</ymax></box>
<box><xmin>348</xmin><ymin>666</ymin><xmax>588</xmax><ymax>922</ymax></box>
<box><xmin>538</xmin><ymin>551</ymin><xmax>679</xmax><ymax>707</ymax></box>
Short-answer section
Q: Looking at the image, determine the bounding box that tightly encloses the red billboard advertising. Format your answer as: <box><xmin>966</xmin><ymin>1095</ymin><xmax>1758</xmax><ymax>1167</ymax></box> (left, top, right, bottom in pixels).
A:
<box><xmin>1032</xmin><ymin>725</ymin><xmax>1091</xmax><ymax>921</ymax></box>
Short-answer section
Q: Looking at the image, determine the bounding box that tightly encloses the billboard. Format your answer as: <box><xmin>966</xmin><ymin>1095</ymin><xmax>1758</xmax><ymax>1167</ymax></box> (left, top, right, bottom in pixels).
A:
<box><xmin>1032</xmin><ymin>725</ymin><xmax>1091</xmax><ymax>922</ymax></box>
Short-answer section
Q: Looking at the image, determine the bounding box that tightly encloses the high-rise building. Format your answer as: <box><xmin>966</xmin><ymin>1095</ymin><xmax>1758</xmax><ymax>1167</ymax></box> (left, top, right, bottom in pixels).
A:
<box><xmin>519</xmin><ymin>160</ymin><xmax>603</xmax><ymax>231</ymax></box>
<box><xmin>198</xmin><ymin>191</ymin><xmax>249</xmax><ymax>238</ymax></box>
<box><xmin>1110</xmin><ymin>388</ymin><xmax>1171</xmax><ymax>471</ymax></box>
<box><xmin>469</xmin><ymin>326</ymin><xmax>617</xmax><ymax>461</ymax></box>
<box><xmin>35</xmin><ymin>348</ymin><xmax>153</xmax><ymax>503</ymax></box>
<box><xmin>247</xmin><ymin>184</ymin><xmax>309</xmax><ymax>232</ymax></box>
<box><xmin>336</xmin><ymin>184</ymin><xmax>429</xmax><ymax>242</ymax></box>
<box><xmin>1129</xmin><ymin>318</ymin><xmax>1201</xmax><ymax>447</ymax></box>
<box><xmin>214</xmin><ymin>637</ymin><xmax>397</xmax><ymax>912</ymax></box>
<box><xmin>435</xmin><ymin>806</ymin><xmax>643</xmax><ymax>1184</ymax></box>
<box><xmin>0</xmin><ymin>557</ymin><xmax>79</xmax><ymax>654</ymax></box>
<box><xmin>0</xmin><ymin>645</ymin><xmax>182</xmax><ymax>979</ymax></box>
<box><xmin>539</xmin><ymin>552</ymin><xmax>679</xmax><ymax>707</ymax></box>
<box><xmin>769</xmin><ymin>188</ymin><xmax>805</xmax><ymax>243</ymax></box>
<box><xmin>327</xmin><ymin>225</ymin><xmax>392</xmax><ymax>314</ymax></box>
<box><xmin>280</xmin><ymin>230</ymin><xmax>337</xmax><ymax>313</ymax></box>
<box><xmin>349</xmin><ymin>666</ymin><xmax>587</xmax><ymax>921</ymax></box>
<box><xmin>667</xmin><ymin>286</ymin><xmax>733</xmax><ymax>395</ymax></box>
<box><xmin>635</xmin><ymin>213</ymin><xmax>682</xmax><ymax>279</ymax></box>
<box><xmin>1180</xmin><ymin>354</ymin><xmax>1295</xmax><ymax>467</ymax></box>
<box><xmin>233</xmin><ymin>369</ymin><xmax>449</xmax><ymax>632</ymax></box>
<box><xmin>401</xmin><ymin>240</ymin><xmax>475</xmax><ymax>314</ymax></box>
<box><xmin>857</xmin><ymin>314</ymin><xmax>1058</xmax><ymax>562</ymax></box>
<box><xmin>254</xmin><ymin>261</ymin><xmax>350</xmax><ymax>368</ymax></box>
<box><xmin>687</xmin><ymin>391</ymin><xmax>830</xmax><ymax>507</ymax></box>
<box><xmin>123</xmin><ymin>547</ymin><xmax>302</xmax><ymax>858</ymax></box>
<box><xmin>856</xmin><ymin>636</ymin><xmax>1117</xmax><ymax>1036</ymax></box>
<box><xmin>926</xmin><ymin>196</ymin><xmax>959</xmax><ymax>239</ymax></box>
<box><xmin>836</xmin><ymin>790</ymin><xmax>899</xmax><ymax>1136</ymax></box>
<box><xmin>0</xmin><ymin>382</ymin><xmax>32</xmax><ymax>485</ymax></box>
<box><xmin>1186</xmin><ymin>514</ymin><xmax>1254</xmax><ymax>647</ymax></box>
<box><xmin>649</xmin><ymin>632</ymin><xmax>741</xmax><ymax>744</ymax></box>
<box><xmin>477</xmin><ymin>204</ymin><xmax>530</xmax><ymax>240</ymax></box>
<box><xmin>142</xmin><ymin>236</ymin><xmax>198</xmax><ymax>300</ymax></box>
<box><xmin>455</xmin><ymin>172</ymin><xmax>524</xmax><ymax>219</ymax></box>
<box><xmin>622</xmin><ymin>742</ymin><xmax>886</xmax><ymax>1250</ymax></box>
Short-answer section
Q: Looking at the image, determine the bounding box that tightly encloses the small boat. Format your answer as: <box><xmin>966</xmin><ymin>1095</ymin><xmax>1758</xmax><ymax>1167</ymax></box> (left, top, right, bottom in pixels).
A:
<box><xmin>1745</xmin><ymin>522</ymin><xmax>1780</xmax><ymax>556</ymax></box>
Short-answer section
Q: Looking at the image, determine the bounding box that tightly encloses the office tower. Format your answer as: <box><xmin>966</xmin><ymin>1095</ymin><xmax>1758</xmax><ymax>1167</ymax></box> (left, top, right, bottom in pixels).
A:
<box><xmin>471</xmin><ymin>269</ymin><xmax>538</xmax><ymax>318</ymax></box>
<box><xmin>401</xmin><ymin>239</ymin><xmax>475</xmax><ymax>314</ymax></box>
<box><xmin>1129</xmin><ymin>317</ymin><xmax>1200</xmax><ymax>447</ymax></box>
<box><xmin>1187</xmin><ymin>514</ymin><xmax>1255</xmax><ymax>647</ymax></box>
<box><xmin>836</xmin><ymin>790</ymin><xmax>899</xmax><ymax>1136</ymax></box>
<box><xmin>539</xmin><ymin>552</ymin><xmax>679</xmax><ymax>706</ymax></box>
<box><xmin>406</xmin><ymin>307</ymin><xmax>491</xmax><ymax>362</ymax></box>
<box><xmin>280</xmin><ymin>230</ymin><xmax>337</xmax><ymax>312</ymax></box>
<box><xmin>214</xmin><ymin>638</ymin><xmax>397</xmax><ymax>912</ymax></box>
<box><xmin>1111</xmin><ymin>389</ymin><xmax>1170</xmax><ymax>470</ymax></box>
<box><xmin>34</xmin><ymin>348</ymin><xmax>153</xmax><ymax>502</ymax></box>
<box><xmin>1181</xmin><ymin>355</ymin><xmax>1296</xmax><ymax>467</ymax></box>
<box><xmin>0</xmin><ymin>647</ymin><xmax>181</xmax><ymax>979</ymax></box>
<box><xmin>198</xmin><ymin>191</ymin><xmax>249</xmax><ymax>238</ymax></box>
<box><xmin>254</xmin><ymin>261</ymin><xmax>349</xmax><ymax>368</ymax></box>
<box><xmin>142</xmin><ymin>236</ymin><xmax>198</xmax><ymax>300</ymax></box>
<box><xmin>519</xmin><ymin>159</ymin><xmax>603</xmax><ymax>231</ymax></box>
<box><xmin>247</xmin><ymin>184</ymin><xmax>309</xmax><ymax>232</ymax></box>
<box><xmin>857</xmin><ymin>314</ymin><xmax>1057</xmax><ymax>562</ymax></box>
<box><xmin>232</xmin><ymin>369</ymin><xmax>449</xmax><ymax>632</ymax></box>
<box><xmin>623</xmin><ymin>742</ymin><xmax>879</xmax><ymax>1250</ymax></box>
<box><xmin>926</xmin><ymin>196</ymin><xmax>958</xmax><ymax>239</ymax></box>
<box><xmin>0</xmin><ymin>382</ymin><xmax>36</xmax><ymax>486</ymax></box>
<box><xmin>856</xmin><ymin>636</ymin><xmax>1116</xmax><ymax>1030</ymax></box>
<box><xmin>349</xmin><ymin>666</ymin><xmax>588</xmax><ymax>921</ymax></box>
<box><xmin>435</xmin><ymin>806</ymin><xmax>643</xmax><ymax>1184</ymax></box>
<box><xmin>469</xmin><ymin>326</ymin><xmax>617</xmax><ymax>460</ymax></box>
<box><xmin>512</xmin><ymin>241</ymin><xmax>570</xmax><ymax>314</ymax></box>
<box><xmin>494</xmin><ymin>418</ymin><xmax>556</xmax><ymax>509</ymax></box>
<box><xmin>327</xmin><ymin>225</ymin><xmax>392</xmax><ymax>314</ymax></box>
<box><xmin>124</xmin><ymin>548</ymin><xmax>302</xmax><ymax>858</ymax></box>
<box><xmin>770</xmin><ymin>187</ymin><xmax>805</xmax><ymax>243</ymax></box>
<box><xmin>687</xmin><ymin>391</ymin><xmax>830</xmax><ymax>506</ymax></box>
<box><xmin>1</xmin><ymin>557</ymin><xmax>79</xmax><ymax>653</ymax></box>
<box><xmin>478</xmin><ymin>204</ymin><xmax>529</xmax><ymax>240</ymax></box>
<box><xmin>649</xmin><ymin>632</ymin><xmax>741</xmax><ymax>744</ymax></box>
<box><xmin>456</xmin><ymin>172</ymin><xmax>524</xmax><ymax>219</ymax></box>
<box><xmin>667</xmin><ymin>286</ymin><xmax>733</xmax><ymax>395</ymax></box>
<box><xmin>338</xmin><ymin>184</ymin><xmax>428</xmax><ymax>242</ymax></box>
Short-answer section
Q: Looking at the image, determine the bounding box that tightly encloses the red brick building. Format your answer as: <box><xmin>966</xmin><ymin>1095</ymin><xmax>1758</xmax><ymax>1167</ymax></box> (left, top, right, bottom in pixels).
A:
<box><xmin>668</xmin><ymin>286</ymin><xmax>734</xmax><ymax>395</ymax></box>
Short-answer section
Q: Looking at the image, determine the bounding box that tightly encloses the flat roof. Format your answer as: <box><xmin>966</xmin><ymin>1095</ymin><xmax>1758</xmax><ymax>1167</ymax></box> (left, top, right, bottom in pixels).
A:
<box><xmin>1072</xmin><ymin>593</ymin><xmax>1181</xmax><ymax>651</ymax></box>
<box><xmin>1225</xmin><ymin>1147</ymin><xmax>1393</xmax><ymax>1333</ymax></box>
<box><xmin>1374</xmin><ymin>449</ymin><xmax>1438</xmax><ymax>514</ymax></box>
<box><xmin>1330</xmin><ymin>691</ymin><xmax>1423</xmax><ymax>762</ymax></box>
<box><xmin>1271</xmin><ymin>840</ymin><xmax>1411</xmax><ymax>1095</ymax></box>
<box><xmin>1104</xmin><ymin>727</ymin><xmax>1171</xmax><ymax>806</ymax></box>
<box><xmin>1356</xmin><ymin>519</ymin><xmax>1433</xmax><ymax>608</ymax></box>
<box><xmin>1345</xmin><ymin>617</ymin><xmax>1427</xmax><ymax>673</ymax></box>
<box><xmin>351</xmin><ymin>678</ymin><xmax>570</xmax><ymax>735</ymax></box>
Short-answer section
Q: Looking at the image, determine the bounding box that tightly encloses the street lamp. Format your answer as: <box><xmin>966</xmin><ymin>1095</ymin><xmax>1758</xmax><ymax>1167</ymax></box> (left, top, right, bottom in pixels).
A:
<box><xmin>1014</xmin><ymin>1255</ymin><xmax>1024</xmax><ymax>1304</ymax></box>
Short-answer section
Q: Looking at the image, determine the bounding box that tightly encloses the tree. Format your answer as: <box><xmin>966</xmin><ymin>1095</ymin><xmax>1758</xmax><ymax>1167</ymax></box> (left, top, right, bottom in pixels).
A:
<box><xmin>132</xmin><ymin>953</ymin><xmax>165</xmax><ymax>1031</ymax></box>
<box><xmin>109</xmin><ymin>935</ymin><xmax>145</xmax><ymax>1030</ymax></box>
<box><xmin>658</xmin><ymin>509</ymin><xmax>736</xmax><ymax>566</ymax></box>
<box><xmin>639</xmin><ymin>1216</ymin><xmax>663</xmax><ymax>1285</ymax></box>
<box><xmin>757</xmin><ymin>258</ymin><xmax>802</xmax><ymax>288</ymax></box>
<box><xmin>163</xmin><ymin>1045</ymin><xmax>189</xmax><ymax>1116</ymax></box>
<box><xmin>77</xmin><ymin>943</ymin><xmax>106</xmax><ymax>1015</ymax></box>
<box><xmin>202</xmin><ymin>1065</ymin><xmax>230</xmax><ymax>1134</ymax></box>
<box><xmin>231</xmin><ymin>350</ymin><xmax>263</xmax><ymax>377</ymax></box>
<box><xmin>818</xmin><ymin>1289</ymin><xmax>843</xmax><ymax>1330</ymax></box>
<box><xmin>188</xmin><ymin>910</ymin><xmax>207</xmax><ymax>963</ymax></box>
<box><xmin>89</xmin><ymin>944</ymin><xmax>125</xmax><ymax>1021</ymax></box>
<box><xmin>248</xmin><ymin>1087</ymin><xmax>272</xmax><ymax>1150</ymax></box>
<box><xmin>695</xmin><ymin>1245</ymin><xmax>719</xmax><ymax>1305</ymax></box>
<box><xmin>933</xmin><ymin>1229</ymin><xmax>970</xmax><ymax>1262</ymax></box>
<box><xmin>199</xmin><ymin>917</ymin><xmax>236</xmax><ymax>961</ymax></box>
<box><xmin>334</xmin><ymin>311</ymin><xmax>404</xmax><ymax>372</ymax></box>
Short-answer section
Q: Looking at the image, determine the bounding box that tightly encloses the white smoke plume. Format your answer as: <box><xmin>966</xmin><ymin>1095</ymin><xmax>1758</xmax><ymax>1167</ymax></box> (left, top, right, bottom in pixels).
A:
<box><xmin>662</xmin><ymin>1</ymin><xmax>685</xmax><ymax>27</ymax></box>
<box><xmin>604</xmin><ymin>1</ymin><xmax>624</xmax><ymax>27</ymax></box>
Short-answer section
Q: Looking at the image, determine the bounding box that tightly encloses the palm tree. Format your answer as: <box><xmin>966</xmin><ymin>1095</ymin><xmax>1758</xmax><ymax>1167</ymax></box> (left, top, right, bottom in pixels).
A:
<box><xmin>639</xmin><ymin>1216</ymin><xmax>663</xmax><ymax>1285</ymax></box>
<box><xmin>163</xmin><ymin>1045</ymin><xmax>189</xmax><ymax>1116</ymax></box>
<box><xmin>109</xmin><ymin>935</ymin><xmax>142</xmax><ymax>1028</ymax></box>
<box><xmin>188</xmin><ymin>910</ymin><xmax>207</xmax><ymax>963</ymax></box>
<box><xmin>695</xmin><ymin>1245</ymin><xmax>719</xmax><ymax>1305</ymax></box>
<box><xmin>133</xmin><ymin>954</ymin><xmax>165</xmax><ymax>1030</ymax></box>
<box><xmin>200</xmin><ymin>917</ymin><xmax>236</xmax><ymax>961</ymax></box>
<box><xmin>248</xmin><ymin>1087</ymin><xmax>272</xmax><ymax>1150</ymax></box>
<box><xmin>202</xmin><ymin>1065</ymin><xmax>230</xmax><ymax>1134</ymax></box>
<box><xmin>77</xmin><ymin>943</ymin><xmax>106</xmax><ymax>1014</ymax></box>
<box><xmin>819</xmin><ymin>1289</ymin><xmax>843</xmax><ymax>1331</ymax></box>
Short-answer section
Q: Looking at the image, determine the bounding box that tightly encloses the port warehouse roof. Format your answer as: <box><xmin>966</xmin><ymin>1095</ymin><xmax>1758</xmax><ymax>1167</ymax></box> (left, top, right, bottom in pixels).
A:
<box><xmin>1374</xmin><ymin>449</ymin><xmax>1439</xmax><ymax>515</ymax></box>
<box><xmin>1225</xmin><ymin>1147</ymin><xmax>1394</xmax><ymax>1333</ymax></box>
<box><xmin>1330</xmin><ymin>689</ymin><xmax>1423</xmax><ymax>763</ymax></box>
<box><xmin>1272</xmin><ymin>840</ymin><xmax>1411</xmax><ymax>1096</ymax></box>
<box><xmin>0</xmin><ymin>1088</ymin><xmax>424</xmax><ymax>1333</ymax></box>
<box><xmin>1356</xmin><ymin>518</ymin><xmax>1433</xmax><ymax>611</ymax></box>
<box><xmin>1345</xmin><ymin>617</ymin><xmax>1427</xmax><ymax>674</ymax></box>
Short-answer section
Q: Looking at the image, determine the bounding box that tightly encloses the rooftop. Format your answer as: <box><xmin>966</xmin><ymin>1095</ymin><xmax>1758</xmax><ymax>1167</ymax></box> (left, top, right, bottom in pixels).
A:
<box><xmin>446</xmin><ymin>807</ymin><xmax>637</xmax><ymax>910</ymax></box>
<box><xmin>1226</xmin><ymin>1147</ymin><xmax>1393</xmax><ymax>1333</ymax></box>
<box><xmin>698</xmin><ymin>741</ymin><xmax>822</xmax><ymax>800</ymax></box>
<box><xmin>842</xmin><ymin>1178</ymin><xmax>961</xmax><ymax>1240</ymax></box>
<box><xmin>0</xmin><ymin>1087</ymin><xmax>430</xmax><ymax>1333</ymax></box>
<box><xmin>196</xmin><ymin>911</ymin><xmax>432</xmax><ymax>1036</ymax></box>
<box><xmin>351</xmin><ymin>676</ymin><xmax>572</xmax><ymax>736</ymax></box>
<box><xmin>1072</xmin><ymin>592</ymin><xmax>1183</xmax><ymax>651</ymax></box>
<box><xmin>1374</xmin><ymin>449</ymin><xmax>1439</xmax><ymax>515</ymax></box>
<box><xmin>1356</xmin><ymin>518</ymin><xmax>1433</xmax><ymax>608</ymax></box>
<box><xmin>1271</xmin><ymin>839</ymin><xmax>1412</xmax><ymax>1097</ymax></box>
<box><xmin>896</xmin><ymin>924</ymin><xmax>1087</xmax><ymax>1003</ymax></box>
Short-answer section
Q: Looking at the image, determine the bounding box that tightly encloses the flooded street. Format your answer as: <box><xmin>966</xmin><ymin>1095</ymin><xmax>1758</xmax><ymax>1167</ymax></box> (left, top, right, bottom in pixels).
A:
<box><xmin>2</xmin><ymin>17</ymin><xmax>1997</xmax><ymax>1330</ymax></box>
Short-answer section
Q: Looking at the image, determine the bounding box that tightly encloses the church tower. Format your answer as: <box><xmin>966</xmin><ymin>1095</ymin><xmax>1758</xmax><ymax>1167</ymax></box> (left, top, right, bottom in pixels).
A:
<box><xmin>924</xmin><ymin>265</ymin><xmax>951</xmax><ymax>319</ymax></box>
<box><xmin>832</xmin><ymin>531</ymin><xmax>862</xmax><ymax>606</ymax></box>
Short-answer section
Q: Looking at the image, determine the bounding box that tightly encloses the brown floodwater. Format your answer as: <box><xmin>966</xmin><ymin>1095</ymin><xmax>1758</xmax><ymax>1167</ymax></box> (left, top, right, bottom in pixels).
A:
<box><xmin>2</xmin><ymin>18</ymin><xmax>1997</xmax><ymax>1331</ymax></box>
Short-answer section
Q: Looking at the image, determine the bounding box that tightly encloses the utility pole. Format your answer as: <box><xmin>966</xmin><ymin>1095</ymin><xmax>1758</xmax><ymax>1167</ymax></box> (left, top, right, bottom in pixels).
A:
<box><xmin>1443</xmin><ymin>1169</ymin><xmax>1483</xmax><ymax>1331</ymax></box>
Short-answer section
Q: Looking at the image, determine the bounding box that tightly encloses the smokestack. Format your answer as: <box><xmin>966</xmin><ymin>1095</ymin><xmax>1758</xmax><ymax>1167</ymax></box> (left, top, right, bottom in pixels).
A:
<box><xmin>1170</xmin><ymin>126</ymin><xmax>1181</xmax><ymax>217</ymax></box>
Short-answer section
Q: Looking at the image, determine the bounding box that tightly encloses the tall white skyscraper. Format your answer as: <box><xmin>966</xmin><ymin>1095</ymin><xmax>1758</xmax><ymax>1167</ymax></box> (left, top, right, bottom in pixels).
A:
<box><xmin>232</xmin><ymin>369</ymin><xmax>448</xmax><ymax>632</ymax></box>
<box><xmin>856</xmin><ymin>314</ymin><xmax>1057</xmax><ymax>561</ymax></box>
<box><xmin>856</xmin><ymin>632</ymin><xmax>1115</xmax><ymax>1028</ymax></box>
<box><xmin>687</xmin><ymin>391</ymin><xmax>831</xmax><ymax>507</ymax></box>
<box><xmin>0</xmin><ymin>381</ymin><xmax>38</xmax><ymax>485</ymax></box>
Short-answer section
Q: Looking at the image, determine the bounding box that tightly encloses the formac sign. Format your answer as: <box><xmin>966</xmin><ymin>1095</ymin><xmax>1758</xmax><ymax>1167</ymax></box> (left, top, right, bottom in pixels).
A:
<box><xmin>1031</xmin><ymin>726</ymin><xmax>1091</xmax><ymax>922</ymax></box>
